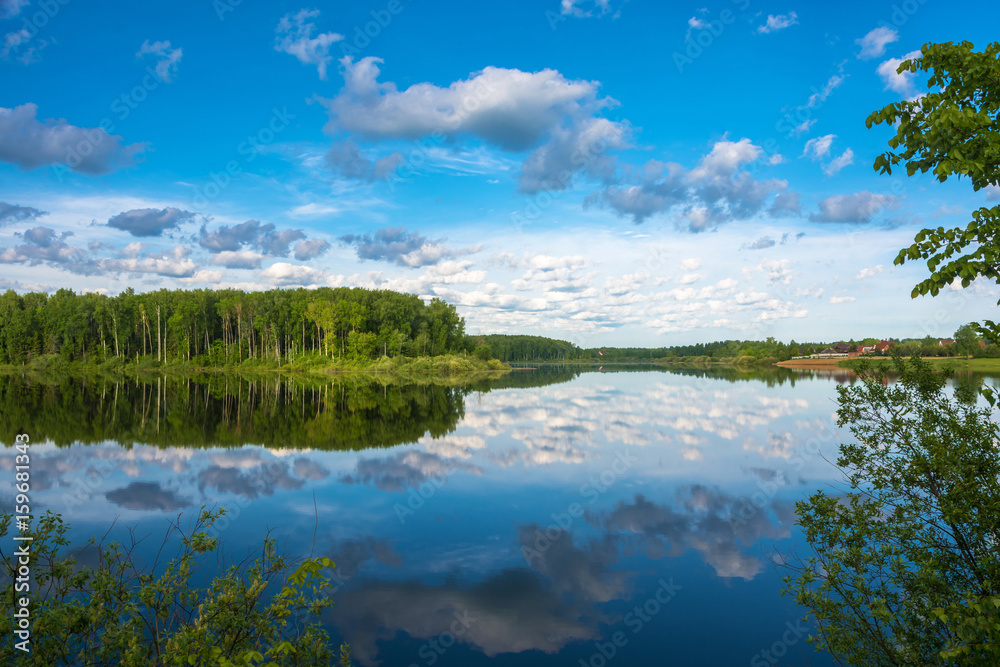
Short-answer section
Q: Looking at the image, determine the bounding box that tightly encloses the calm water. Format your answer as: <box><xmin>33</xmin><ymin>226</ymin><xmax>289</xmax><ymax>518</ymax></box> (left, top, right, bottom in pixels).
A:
<box><xmin>6</xmin><ymin>364</ymin><xmax>940</xmax><ymax>666</ymax></box>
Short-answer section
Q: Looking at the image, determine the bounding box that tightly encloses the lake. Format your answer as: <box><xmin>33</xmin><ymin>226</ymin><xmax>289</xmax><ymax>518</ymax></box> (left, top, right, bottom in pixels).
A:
<box><xmin>7</xmin><ymin>363</ymin><xmax>962</xmax><ymax>666</ymax></box>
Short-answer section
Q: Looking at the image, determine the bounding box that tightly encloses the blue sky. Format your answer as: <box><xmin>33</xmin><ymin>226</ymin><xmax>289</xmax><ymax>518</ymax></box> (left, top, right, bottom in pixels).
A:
<box><xmin>1</xmin><ymin>0</ymin><xmax>997</xmax><ymax>345</ymax></box>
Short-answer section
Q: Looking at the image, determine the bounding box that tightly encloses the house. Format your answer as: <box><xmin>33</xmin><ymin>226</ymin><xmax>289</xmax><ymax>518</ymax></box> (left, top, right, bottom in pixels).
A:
<box><xmin>833</xmin><ymin>343</ymin><xmax>853</xmax><ymax>354</ymax></box>
<box><xmin>874</xmin><ymin>340</ymin><xmax>894</xmax><ymax>353</ymax></box>
<box><xmin>858</xmin><ymin>345</ymin><xmax>876</xmax><ymax>354</ymax></box>
<box><xmin>939</xmin><ymin>339</ymin><xmax>956</xmax><ymax>346</ymax></box>
<box><xmin>818</xmin><ymin>347</ymin><xmax>837</xmax><ymax>355</ymax></box>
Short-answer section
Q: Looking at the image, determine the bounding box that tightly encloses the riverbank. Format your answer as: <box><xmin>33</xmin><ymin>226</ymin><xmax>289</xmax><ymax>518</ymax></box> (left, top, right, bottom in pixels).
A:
<box><xmin>776</xmin><ymin>357</ymin><xmax>1000</xmax><ymax>372</ymax></box>
<box><xmin>0</xmin><ymin>353</ymin><xmax>511</xmax><ymax>379</ymax></box>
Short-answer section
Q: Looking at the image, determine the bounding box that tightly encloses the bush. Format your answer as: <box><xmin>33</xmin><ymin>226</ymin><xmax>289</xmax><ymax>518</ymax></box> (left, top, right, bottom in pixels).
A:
<box><xmin>781</xmin><ymin>357</ymin><xmax>1000</xmax><ymax>665</ymax></box>
<box><xmin>1</xmin><ymin>509</ymin><xmax>351</xmax><ymax>666</ymax></box>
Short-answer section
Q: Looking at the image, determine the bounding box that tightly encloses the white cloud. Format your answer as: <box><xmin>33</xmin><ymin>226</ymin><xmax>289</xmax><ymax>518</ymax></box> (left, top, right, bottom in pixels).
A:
<box><xmin>0</xmin><ymin>103</ymin><xmax>146</xmax><ymax>174</ymax></box>
<box><xmin>877</xmin><ymin>50</ymin><xmax>922</xmax><ymax>98</ymax></box>
<box><xmin>856</xmin><ymin>27</ymin><xmax>898</xmax><ymax>60</ymax></box>
<box><xmin>789</xmin><ymin>119</ymin><xmax>816</xmax><ymax>136</ymax></box>
<box><xmin>136</xmin><ymin>40</ymin><xmax>183</xmax><ymax>83</ymax></box>
<box><xmin>985</xmin><ymin>185</ymin><xmax>1000</xmax><ymax>201</ymax></box>
<box><xmin>802</xmin><ymin>135</ymin><xmax>835</xmax><ymax>160</ymax></box>
<box><xmin>260</xmin><ymin>262</ymin><xmax>329</xmax><ymax>286</ymax></box>
<box><xmin>594</xmin><ymin>138</ymin><xmax>791</xmax><ymax>229</ymax></box>
<box><xmin>211</xmin><ymin>250</ymin><xmax>265</xmax><ymax>269</ymax></box>
<box><xmin>275</xmin><ymin>9</ymin><xmax>343</xmax><ymax>80</ymax></box>
<box><xmin>323</xmin><ymin>57</ymin><xmax>628</xmax><ymax>192</ymax></box>
<box><xmin>810</xmin><ymin>191</ymin><xmax>898</xmax><ymax>223</ymax></box>
<box><xmin>855</xmin><ymin>265</ymin><xmax>883</xmax><ymax>280</ymax></box>
<box><xmin>830</xmin><ymin>294</ymin><xmax>856</xmax><ymax>304</ymax></box>
<box><xmin>561</xmin><ymin>0</ymin><xmax>620</xmax><ymax>18</ymax></box>
<box><xmin>803</xmin><ymin>75</ymin><xmax>844</xmax><ymax>109</ymax></box>
<box><xmin>822</xmin><ymin>148</ymin><xmax>854</xmax><ymax>176</ymax></box>
<box><xmin>757</xmin><ymin>12</ymin><xmax>798</xmax><ymax>34</ymax></box>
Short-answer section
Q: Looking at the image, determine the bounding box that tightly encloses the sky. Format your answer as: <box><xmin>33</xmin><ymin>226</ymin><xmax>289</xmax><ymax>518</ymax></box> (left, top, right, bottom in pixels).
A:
<box><xmin>1</xmin><ymin>0</ymin><xmax>998</xmax><ymax>347</ymax></box>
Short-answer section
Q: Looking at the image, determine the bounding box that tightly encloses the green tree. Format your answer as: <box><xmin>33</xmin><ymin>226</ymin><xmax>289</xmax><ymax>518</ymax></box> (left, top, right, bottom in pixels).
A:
<box><xmin>954</xmin><ymin>323</ymin><xmax>981</xmax><ymax>358</ymax></box>
<box><xmin>0</xmin><ymin>508</ymin><xmax>351</xmax><ymax>666</ymax></box>
<box><xmin>781</xmin><ymin>357</ymin><xmax>1000</xmax><ymax>665</ymax></box>
<box><xmin>867</xmin><ymin>40</ymin><xmax>1000</xmax><ymax>338</ymax></box>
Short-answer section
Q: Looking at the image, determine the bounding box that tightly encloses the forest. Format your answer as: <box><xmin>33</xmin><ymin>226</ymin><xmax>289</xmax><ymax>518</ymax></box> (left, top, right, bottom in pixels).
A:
<box><xmin>0</xmin><ymin>286</ymin><xmax>469</xmax><ymax>367</ymax></box>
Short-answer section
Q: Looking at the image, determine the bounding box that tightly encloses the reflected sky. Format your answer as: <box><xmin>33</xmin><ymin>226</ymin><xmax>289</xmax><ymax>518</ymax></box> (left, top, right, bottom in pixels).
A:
<box><xmin>2</xmin><ymin>367</ymin><xmax>868</xmax><ymax>666</ymax></box>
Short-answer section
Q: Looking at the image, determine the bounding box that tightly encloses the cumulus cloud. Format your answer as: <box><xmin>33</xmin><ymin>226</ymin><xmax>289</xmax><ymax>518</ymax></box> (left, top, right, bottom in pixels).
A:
<box><xmin>274</xmin><ymin>9</ymin><xmax>343</xmax><ymax>80</ymax></box>
<box><xmin>757</xmin><ymin>12</ymin><xmax>798</xmax><ymax>34</ymax></box>
<box><xmin>0</xmin><ymin>227</ymin><xmax>98</xmax><ymax>274</ymax></box>
<box><xmin>855</xmin><ymin>265</ymin><xmax>883</xmax><ymax>280</ymax></box>
<box><xmin>0</xmin><ymin>201</ymin><xmax>45</xmax><ymax>226</ymax></box>
<box><xmin>0</xmin><ymin>103</ymin><xmax>146</xmax><ymax>174</ymax></box>
<box><xmin>198</xmin><ymin>220</ymin><xmax>306</xmax><ymax>256</ymax></box>
<box><xmin>810</xmin><ymin>191</ymin><xmax>898</xmax><ymax>223</ymax></box>
<box><xmin>103</xmin><ymin>245</ymin><xmax>197</xmax><ymax>278</ymax></box>
<box><xmin>742</xmin><ymin>236</ymin><xmax>776</xmax><ymax>251</ymax></box>
<box><xmin>259</xmin><ymin>262</ymin><xmax>328</xmax><ymax>286</ymax></box>
<box><xmin>856</xmin><ymin>26</ymin><xmax>898</xmax><ymax>60</ymax></box>
<box><xmin>802</xmin><ymin>134</ymin><xmax>835</xmax><ymax>160</ymax></box>
<box><xmin>987</xmin><ymin>185</ymin><xmax>1000</xmax><ymax>202</ymax></box>
<box><xmin>107</xmin><ymin>207</ymin><xmax>194</xmax><ymax>237</ymax></box>
<box><xmin>293</xmin><ymin>238</ymin><xmax>331</xmax><ymax>260</ymax></box>
<box><xmin>326</xmin><ymin>141</ymin><xmax>404</xmax><ymax>181</ymax></box>
<box><xmin>136</xmin><ymin>40</ymin><xmax>183</xmax><ymax>83</ymax></box>
<box><xmin>830</xmin><ymin>294</ymin><xmax>856</xmax><ymax>304</ymax></box>
<box><xmin>210</xmin><ymin>250</ymin><xmax>264</xmax><ymax>269</ymax></box>
<box><xmin>339</xmin><ymin>226</ymin><xmax>479</xmax><ymax>268</ymax></box>
<box><xmin>877</xmin><ymin>50</ymin><xmax>922</xmax><ymax>98</ymax></box>
<box><xmin>322</xmin><ymin>57</ymin><xmax>629</xmax><ymax>191</ymax></box>
<box><xmin>591</xmin><ymin>138</ymin><xmax>792</xmax><ymax>229</ymax></box>
<box><xmin>0</xmin><ymin>229</ymin><xmax>204</xmax><ymax>278</ymax></box>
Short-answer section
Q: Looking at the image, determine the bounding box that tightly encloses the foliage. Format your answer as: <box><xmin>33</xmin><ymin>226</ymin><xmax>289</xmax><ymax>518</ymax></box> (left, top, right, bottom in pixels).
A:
<box><xmin>0</xmin><ymin>286</ymin><xmax>467</xmax><ymax>367</ymax></box>
<box><xmin>0</xmin><ymin>508</ymin><xmax>350</xmax><ymax>666</ymax></box>
<box><xmin>955</xmin><ymin>323</ymin><xmax>981</xmax><ymax>358</ymax></box>
<box><xmin>866</xmin><ymin>40</ymin><xmax>1000</xmax><ymax>339</ymax></box>
<box><xmin>781</xmin><ymin>356</ymin><xmax>1000</xmax><ymax>665</ymax></box>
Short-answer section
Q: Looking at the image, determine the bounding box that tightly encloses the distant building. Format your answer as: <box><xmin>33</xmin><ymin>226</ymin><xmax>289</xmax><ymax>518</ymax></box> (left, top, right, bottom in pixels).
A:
<box><xmin>874</xmin><ymin>340</ymin><xmax>894</xmax><ymax>353</ymax></box>
<box><xmin>833</xmin><ymin>343</ymin><xmax>853</xmax><ymax>353</ymax></box>
<box><xmin>939</xmin><ymin>339</ymin><xmax>956</xmax><ymax>346</ymax></box>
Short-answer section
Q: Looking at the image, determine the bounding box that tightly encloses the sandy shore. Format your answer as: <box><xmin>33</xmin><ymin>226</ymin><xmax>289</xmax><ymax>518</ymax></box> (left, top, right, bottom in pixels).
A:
<box><xmin>775</xmin><ymin>358</ymin><xmax>847</xmax><ymax>369</ymax></box>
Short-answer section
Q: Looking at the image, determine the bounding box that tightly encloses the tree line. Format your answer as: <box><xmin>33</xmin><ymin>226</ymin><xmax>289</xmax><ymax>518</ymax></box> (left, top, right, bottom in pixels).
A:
<box><xmin>0</xmin><ymin>287</ymin><xmax>468</xmax><ymax>366</ymax></box>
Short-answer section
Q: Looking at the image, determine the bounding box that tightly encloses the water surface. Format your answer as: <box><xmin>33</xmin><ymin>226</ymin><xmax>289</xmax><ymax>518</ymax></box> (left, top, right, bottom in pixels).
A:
<box><xmin>3</xmin><ymin>365</ymin><xmax>913</xmax><ymax>666</ymax></box>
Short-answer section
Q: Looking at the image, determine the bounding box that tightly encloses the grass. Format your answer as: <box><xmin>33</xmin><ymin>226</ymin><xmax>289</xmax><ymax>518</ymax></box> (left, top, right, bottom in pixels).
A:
<box><xmin>0</xmin><ymin>352</ymin><xmax>511</xmax><ymax>379</ymax></box>
<box><xmin>837</xmin><ymin>357</ymin><xmax>1000</xmax><ymax>372</ymax></box>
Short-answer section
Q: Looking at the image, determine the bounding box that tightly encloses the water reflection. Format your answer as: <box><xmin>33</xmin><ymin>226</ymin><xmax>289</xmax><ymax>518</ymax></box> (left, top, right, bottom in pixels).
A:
<box><xmin>4</xmin><ymin>365</ymin><xmax>929</xmax><ymax>666</ymax></box>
